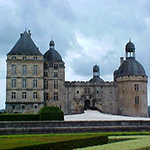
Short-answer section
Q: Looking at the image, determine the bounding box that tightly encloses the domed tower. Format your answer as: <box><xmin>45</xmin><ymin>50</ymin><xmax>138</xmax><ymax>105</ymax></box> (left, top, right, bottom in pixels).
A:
<box><xmin>43</xmin><ymin>40</ymin><xmax>66</xmax><ymax>112</ymax></box>
<box><xmin>115</xmin><ymin>40</ymin><xmax>148</xmax><ymax>117</ymax></box>
<box><xmin>89</xmin><ymin>65</ymin><xmax>104</xmax><ymax>82</ymax></box>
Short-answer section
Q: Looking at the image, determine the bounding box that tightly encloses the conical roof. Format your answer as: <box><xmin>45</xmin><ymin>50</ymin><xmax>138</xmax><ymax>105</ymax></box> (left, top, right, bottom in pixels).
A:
<box><xmin>7</xmin><ymin>31</ymin><xmax>42</xmax><ymax>55</ymax></box>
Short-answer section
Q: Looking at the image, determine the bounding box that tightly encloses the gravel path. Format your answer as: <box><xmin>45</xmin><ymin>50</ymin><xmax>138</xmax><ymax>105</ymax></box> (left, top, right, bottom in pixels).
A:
<box><xmin>64</xmin><ymin>110</ymin><xmax>150</xmax><ymax>121</ymax></box>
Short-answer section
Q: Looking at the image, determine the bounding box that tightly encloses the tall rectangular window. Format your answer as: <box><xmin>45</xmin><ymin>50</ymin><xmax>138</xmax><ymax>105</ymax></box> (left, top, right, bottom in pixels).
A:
<box><xmin>44</xmin><ymin>93</ymin><xmax>49</xmax><ymax>101</ymax></box>
<box><xmin>12</xmin><ymin>65</ymin><xmax>16</xmax><ymax>75</ymax></box>
<box><xmin>33</xmin><ymin>65</ymin><xmax>37</xmax><ymax>75</ymax></box>
<box><xmin>33</xmin><ymin>79</ymin><xmax>37</xmax><ymax>88</ymax></box>
<box><xmin>33</xmin><ymin>92</ymin><xmax>37</xmax><ymax>99</ymax></box>
<box><xmin>44</xmin><ymin>80</ymin><xmax>48</xmax><ymax>89</ymax></box>
<box><xmin>54</xmin><ymin>81</ymin><xmax>58</xmax><ymax>89</ymax></box>
<box><xmin>12</xmin><ymin>78</ymin><xmax>16</xmax><ymax>87</ymax></box>
<box><xmin>12</xmin><ymin>92</ymin><xmax>16</xmax><ymax>99</ymax></box>
<box><xmin>135</xmin><ymin>96</ymin><xmax>139</xmax><ymax>104</ymax></box>
<box><xmin>22</xmin><ymin>65</ymin><xmax>27</xmax><ymax>75</ymax></box>
<box><xmin>22</xmin><ymin>79</ymin><xmax>26</xmax><ymax>88</ymax></box>
<box><xmin>135</xmin><ymin>84</ymin><xmax>139</xmax><ymax>91</ymax></box>
<box><xmin>22</xmin><ymin>92</ymin><xmax>26</xmax><ymax>99</ymax></box>
<box><xmin>54</xmin><ymin>92</ymin><xmax>58</xmax><ymax>100</ymax></box>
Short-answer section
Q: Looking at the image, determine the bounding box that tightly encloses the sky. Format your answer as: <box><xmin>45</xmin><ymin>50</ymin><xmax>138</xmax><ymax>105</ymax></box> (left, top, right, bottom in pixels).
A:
<box><xmin>0</xmin><ymin>0</ymin><xmax>150</xmax><ymax>109</ymax></box>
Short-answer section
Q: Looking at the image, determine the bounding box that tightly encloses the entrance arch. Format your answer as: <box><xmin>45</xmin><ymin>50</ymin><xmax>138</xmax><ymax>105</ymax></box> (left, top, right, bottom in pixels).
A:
<box><xmin>84</xmin><ymin>100</ymin><xmax>90</xmax><ymax>110</ymax></box>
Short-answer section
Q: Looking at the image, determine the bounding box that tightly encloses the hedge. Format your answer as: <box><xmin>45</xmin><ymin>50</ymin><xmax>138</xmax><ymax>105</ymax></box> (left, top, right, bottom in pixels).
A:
<box><xmin>38</xmin><ymin>106</ymin><xmax>64</xmax><ymax>121</ymax></box>
<box><xmin>0</xmin><ymin>114</ymin><xmax>39</xmax><ymax>121</ymax></box>
<box><xmin>10</xmin><ymin>135</ymin><xmax>108</xmax><ymax>150</ymax></box>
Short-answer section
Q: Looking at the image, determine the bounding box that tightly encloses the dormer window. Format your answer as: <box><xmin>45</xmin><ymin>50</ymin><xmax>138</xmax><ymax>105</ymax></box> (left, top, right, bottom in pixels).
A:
<box><xmin>33</xmin><ymin>57</ymin><xmax>37</xmax><ymax>60</ymax></box>
<box><xmin>12</xmin><ymin>56</ymin><xmax>16</xmax><ymax>60</ymax></box>
<box><xmin>23</xmin><ymin>57</ymin><xmax>26</xmax><ymax>60</ymax></box>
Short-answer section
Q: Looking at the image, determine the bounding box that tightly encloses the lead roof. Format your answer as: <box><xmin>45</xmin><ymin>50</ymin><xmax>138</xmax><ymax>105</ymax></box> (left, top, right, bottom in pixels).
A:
<box><xmin>7</xmin><ymin>31</ymin><xmax>42</xmax><ymax>55</ymax></box>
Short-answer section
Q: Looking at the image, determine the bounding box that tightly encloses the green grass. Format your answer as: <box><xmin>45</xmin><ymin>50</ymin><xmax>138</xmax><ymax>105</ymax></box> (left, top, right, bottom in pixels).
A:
<box><xmin>75</xmin><ymin>135</ymin><xmax>150</xmax><ymax>150</ymax></box>
<box><xmin>0</xmin><ymin>133</ymin><xmax>107</xmax><ymax>150</ymax></box>
<box><xmin>1</xmin><ymin>132</ymin><xmax>150</xmax><ymax>150</ymax></box>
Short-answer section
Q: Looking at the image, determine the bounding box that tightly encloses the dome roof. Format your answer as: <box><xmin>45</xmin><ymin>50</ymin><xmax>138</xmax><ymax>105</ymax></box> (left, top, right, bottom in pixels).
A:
<box><xmin>93</xmin><ymin>65</ymin><xmax>99</xmax><ymax>72</ymax></box>
<box><xmin>44</xmin><ymin>40</ymin><xmax>63</xmax><ymax>62</ymax></box>
<box><xmin>89</xmin><ymin>77</ymin><xmax>104</xmax><ymax>82</ymax></box>
<box><xmin>49</xmin><ymin>40</ymin><xmax>55</xmax><ymax>47</ymax></box>
<box><xmin>116</xmin><ymin>58</ymin><xmax>146</xmax><ymax>77</ymax></box>
<box><xmin>125</xmin><ymin>41</ymin><xmax>135</xmax><ymax>52</ymax></box>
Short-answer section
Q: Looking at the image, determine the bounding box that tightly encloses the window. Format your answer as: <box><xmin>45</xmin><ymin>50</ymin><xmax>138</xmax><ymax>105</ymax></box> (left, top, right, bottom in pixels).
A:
<box><xmin>54</xmin><ymin>72</ymin><xmax>58</xmax><ymax>77</ymax></box>
<box><xmin>12</xmin><ymin>78</ymin><xmax>16</xmax><ymax>87</ymax></box>
<box><xmin>33</xmin><ymin>65</ymin><xmax>37</xmax><ymax>75</ymax></box>
<box><xmin>12</xmin><ymin>56</ymin><xmax>16</xmax><ymax>60</ymax></box>
<box><xmin>44</xmin><ymin>63</ymin><xmax>48</xmax><ymax>69</ymax></box>
<box><xmin>44</xmin><ymin>93</ymin><xmax>49</xmax><ymax>101</ymax></box>
<box><xmin>135</xmin><ymin>96</ymin><xmax>139</xmax><ymax>104</ymax></box>
<box><xmin>12</xmin><ymin>105</ymin><xmax>15</xmax><ymax>109</ymax></box>
<box><xmin>77</xmin><ymin>91</ymin><xmax>79</xmax><ymax>94</ymax></box>
<box><xmin>22</xmin><ymin>65</ymin><xmax>27</xmax><ymax>75</ymax></box>
<box><xmin>12</xmin><ymin>92</ymin><xmax>16</xmax><ymax>99</ymax></box>
<box><xmin>54</xmin><ymin>92</ymin><xmax>58</xmax><ymax>100</ymax></box>
<box><xmin>44</xmin><ymin>72</ymin><xmax>48</xmax><ymax>77</ymax></box>
<box><xmin>22</xmin><ymin>79</ymin><xmax>26</xmax><ymax>88</ymax></box>
<box><xmin>54</xmin><ymin>81</ymin><xmax>58</xmax><ymax>89</ymax></box>
<box><xmin>33</xmin><ymin>79</ymin><xmax>37</xmax><ymax>88</ymax></box>
<box><xmin>22</xmin><ymin>105</ymin><xmax>25</xmax><ymax>109</ymax></box>
<box><xmin>54</xmin><ymin>64</ymin><xmax>58</xmax><ymax>70</ymax></box>
<box><xmin>33</xmin><ymin>92</ymin><xmax>37</xmax><ymax>99</ymax></box>
<box><xmin>34</xmin><ymin>105</ymin><xmax>38</xmax><ymax>109</ymax></box>
<box><xmin>22</xmin><ymin>92</ymin><xmax>26</xmax><ymax>99</ymax></box>
<box><xmin>85</xmin><ymin>88</ymin><xmax>90</xmax><ymax>93</ymax></box>
<box><xmin>33</xmin><ymin>57</ymin><xmax>37</xmax><ymax>60</ymax></box>
<box><xmin>12</xmin><ymin>65</ymin><xmax>16</xmax><ymax>75</ymax></box>
<box><xmin>23</xmin><ymin>57</ymin><xmax>26</xmax><ymax>60</ymax></box>
<box><xmin>135</xmin><ymin>84</ymin><xmax>139</xmax><ymax>91</ymax></box>
<box><xmin>44</xmin><ymin>80</ymin><xmax>48</xmax><ymax>89</ymax></box>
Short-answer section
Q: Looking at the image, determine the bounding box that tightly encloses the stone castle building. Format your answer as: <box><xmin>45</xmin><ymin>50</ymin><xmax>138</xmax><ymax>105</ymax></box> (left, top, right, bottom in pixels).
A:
<box><xmin>6</xmin><ymin>30</ymin><xmax>148</xmax><ymax>117</ymax></box>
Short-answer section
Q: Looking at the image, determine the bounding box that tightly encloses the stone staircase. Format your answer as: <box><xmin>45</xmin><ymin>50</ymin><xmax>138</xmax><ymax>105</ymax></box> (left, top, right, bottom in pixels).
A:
<box><xmin>0</xmin><ymin>120</ymin><xmax>150</xmax><ymax>135</ymax></box>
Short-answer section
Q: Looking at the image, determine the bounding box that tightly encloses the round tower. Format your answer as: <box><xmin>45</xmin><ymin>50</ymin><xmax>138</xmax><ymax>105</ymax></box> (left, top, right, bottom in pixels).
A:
<box><xmin>43</xmin><ymin>40</ymin><xmax>66</xmax><ymax>113</ymax></box>
<box><xmin>115</xmin><ymin>40</ymin><xmax>148</xmax><ymax>117</ymax></box>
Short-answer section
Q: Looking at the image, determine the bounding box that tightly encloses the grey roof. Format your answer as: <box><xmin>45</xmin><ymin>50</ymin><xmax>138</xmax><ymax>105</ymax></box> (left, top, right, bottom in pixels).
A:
<box><xmin>7</xmin><ymin>31</ymin><xmax>42</xmax><ymax>55</ymax></box>
<box><xmin>89</xmin><ymin>77</ymin><xmax>104</xmax><ymax>82</ymax></box>
<box><xmin>44</xmin><ymin>40</ymin><xmax>63</xmax><ymax>62</ymax></box>
<box><xmin>116</xmin><ymin>58</ymin><xmax>146</xmax><ymax>77</ymax></box>
<box><xmin>125</xmin><ymin>41</ymin><xmax>135</xmax><ymax>52</ymax></box>
<box><xmin>93</xmin><ymin>65</ymin><xmax>99</xmax><ymax>72</ymax></box>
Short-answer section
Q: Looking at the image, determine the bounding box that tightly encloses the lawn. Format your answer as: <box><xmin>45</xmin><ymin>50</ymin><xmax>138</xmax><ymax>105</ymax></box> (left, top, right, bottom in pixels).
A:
<box><xmin>1</xmin><ymin>132</ymin><xmax>150</xmax><ymax>150</ymax></box>
<box><xmin>76</xmin><ymin>135</ymin><xmax>150</xmax><ymax>150</ymax></box>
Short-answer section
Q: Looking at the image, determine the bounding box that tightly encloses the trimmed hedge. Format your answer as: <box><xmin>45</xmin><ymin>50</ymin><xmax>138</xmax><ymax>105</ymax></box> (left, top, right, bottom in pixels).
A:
<box><xmin>11</xmin><ymin>135</ymin><xmax>108</xmax><ymax>150</ymax></box>
<box><xmin>0</xmin><ymin>114</ymin><xmax>39</xmax><ymax>121</ymax></box>
<box><xmin>38</xmin><ymin>106</ymin><xmax>64</xmax><ymax>121</ymax></box>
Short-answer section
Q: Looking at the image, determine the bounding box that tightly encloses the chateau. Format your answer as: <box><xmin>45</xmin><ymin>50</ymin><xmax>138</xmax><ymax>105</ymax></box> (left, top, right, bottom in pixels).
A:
<box><xmin>6</xmin><ymin>30</ymin><xmax>148</xmax><ymax>117</ymax></box>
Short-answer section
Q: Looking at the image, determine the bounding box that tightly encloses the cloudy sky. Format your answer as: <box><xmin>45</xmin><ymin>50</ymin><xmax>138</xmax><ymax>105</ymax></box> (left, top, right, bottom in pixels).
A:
<box><xmin>0</xmin><ymin>0</ymin><xmax>150</xmax><ymax>109</ymax></box>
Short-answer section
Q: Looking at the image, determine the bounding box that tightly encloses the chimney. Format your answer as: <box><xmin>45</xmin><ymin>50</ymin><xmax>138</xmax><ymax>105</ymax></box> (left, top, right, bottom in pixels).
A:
<box><xmin>28</xmin><ymin>30</ymin><xmax>31</xmax><ymax>37</ymax></box>
<box><xmin>20</xmin><ymin>33</ymin><xmax>23</xmax><ymax>37</ymax></box>
<box><xmin>120</xmin><ymin>57</ymin><xmax>124</xmax><ymax>65</ymax></box>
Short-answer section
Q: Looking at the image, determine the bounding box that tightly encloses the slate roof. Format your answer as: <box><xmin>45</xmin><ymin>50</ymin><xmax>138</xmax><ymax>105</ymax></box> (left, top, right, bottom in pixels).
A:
<box><xmin>89</xmin><ymin>76</ymin><xmax>104</xmax><ymax>82</ymax></box>
<box><xmin>7</xmin><ymin>31</ymin><xmax>42</xmax><ymax>55</ymax></box>
<box><xmin>116</xmin><ymin>58</ymin><xmax>146</xmax><ymax>77</ymax></box>
<box><xmin>44</xmin><ymin>40</ymin><xmax>63</xmax><ymax>62</ymax></box>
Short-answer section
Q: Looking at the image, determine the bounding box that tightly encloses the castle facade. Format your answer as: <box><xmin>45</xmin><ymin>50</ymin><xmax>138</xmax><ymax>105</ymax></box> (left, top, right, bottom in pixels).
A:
<box><xmin>6</xmin><ymin>31</ymin><xmax>148</xmax><ymax>117</ymax></box>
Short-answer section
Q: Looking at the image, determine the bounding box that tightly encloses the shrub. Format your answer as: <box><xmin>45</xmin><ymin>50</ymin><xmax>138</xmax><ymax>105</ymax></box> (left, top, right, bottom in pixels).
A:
<box><xmin>0</xmin><ymin>114</ymin><xmax>39</xmax><ymax>121</ymax></box>
<box><xmin>38</xmin><ymin>106</ymin><xmax>64</xmax><ymax>121</ymax></box>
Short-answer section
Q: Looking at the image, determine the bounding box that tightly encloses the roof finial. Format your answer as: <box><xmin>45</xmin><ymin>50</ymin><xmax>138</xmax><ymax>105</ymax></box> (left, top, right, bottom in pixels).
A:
<box><xmin>129</xmin><ymin>38</ymin><xmax>131</xmax><ymax>42</ymax></box>
<box><xmin>25</xmin><ymin>28</ymin><xmax>27</xmax><ymax>32</ymax></box>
